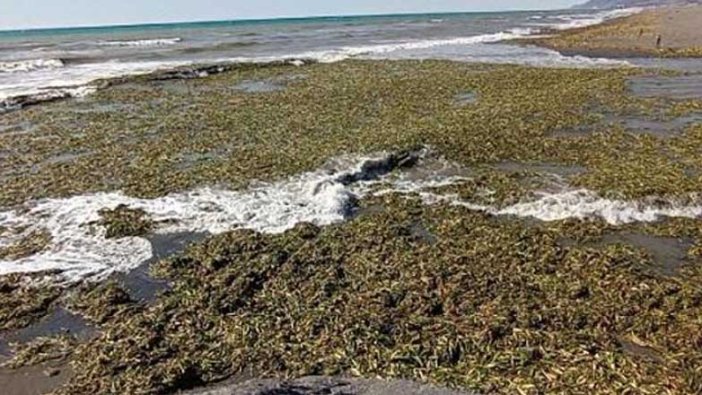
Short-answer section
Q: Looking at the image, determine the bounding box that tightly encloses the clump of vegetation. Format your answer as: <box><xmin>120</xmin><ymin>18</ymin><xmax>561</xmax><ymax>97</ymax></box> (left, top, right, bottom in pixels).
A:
<box><xmin>1</xmin><ymin>335</ymin><xmax>76</xmax><ymax>369</ymax></box>
<box><xmin>425</xmin><ymin>169</ymin><xmax>549</xmax><ymax>208</ymax></box>
<box><xmin>95</xmin><ymin>205</ymin><xmax>153</xmax><ymax>239</ymax></box>
<box><xmin>0</xmin><ymin>229</ymin><xmax>52</xmax><ymax>260</ymax></box>
<box><xmin>0</xmin><ymin>274</ymin><xmax>62</xmax><ymax>331</ymax></box>
<box><xmin>67</xmin><ymin>281</ymin><xmax>135</xmax><ymax>324</ymax></box>
<box><xmin>56</xmin><ymin>195</ymin><xmax>702</xmax><ymax>394</ymax></box>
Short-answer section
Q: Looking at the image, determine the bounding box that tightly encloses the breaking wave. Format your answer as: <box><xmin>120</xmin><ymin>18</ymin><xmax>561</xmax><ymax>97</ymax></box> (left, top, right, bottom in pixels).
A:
<box><xmin>0</xmin><ymin>9</ymin><xmax>639</xmax><ymax>112</ymax></box>
<box><xmin>98</xmin><ymin>37</ymin><xmax>183</xmax><ymax>47</ymax></box>
<box><xmin>0</xmin><ymin>58</ymin><xmax>65</xmax><ymax>73</ymax></box>
<box><xmin>494</xmin><ymin>190</ymin><xmax>702</xmax><ymax>224</ymax></box>
<box><xmin>538</xmin><ymin>7</ymin><xmax>644</xmax><ymax>31</ymax></box>
<box><xmin>0</xmin><ymin>150</ymin><xmax>422</xmax><ymax>282</ymax></box>
<box><xmin>1</xmin><ymin>149</ymin><xmax>700</xmax><ymax>282</ymax></box>
<box><xmin>296</xmin><ymin>30</ymin><xmax>535</xmax><ymax>63</ymax></box>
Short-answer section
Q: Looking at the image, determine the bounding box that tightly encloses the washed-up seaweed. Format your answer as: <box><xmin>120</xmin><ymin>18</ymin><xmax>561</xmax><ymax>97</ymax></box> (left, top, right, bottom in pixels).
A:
<box><xmin>67</xmin><ymin>281</ymin><xmax>136</xmax><ymax>325</ymax></box>
<box><xmin>0</xmin><ymin>273</ymin><xmax>62</xmax><ymax>332</ymax></box>
<box><xmin>1</xmin><ymin>61</ymin><xmax>700</xmax><ymax>208</ymax></box>
<box><xmin>54</xmin><ymin>195</ymin><xmax>702</xmax><ymax>395</ymax></box>
<box><xmin>94</xmin><ymin>205</ymin><xmax>154</xmax><ymax>239</ymax></box>
<box><xmin>1</xmin><ymin>335</ymin><xmax>76</xmax><ymax>369</ymax></box>
<box><xmin>0</xmin><ymin>229</ymin><xmax>52</xmax><ymax>260</ymax></box>
<box><xmin>0</xmin><ymin>60</ymin><xmax>700</xmax><ymax>394</ymax></box>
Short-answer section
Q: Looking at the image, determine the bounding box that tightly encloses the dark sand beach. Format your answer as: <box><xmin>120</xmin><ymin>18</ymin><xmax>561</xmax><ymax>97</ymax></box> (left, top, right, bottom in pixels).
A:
<box><xmin>1</xmin><ymin>6</ymin><xmax>702</xmax><ymax>395</ymax></box>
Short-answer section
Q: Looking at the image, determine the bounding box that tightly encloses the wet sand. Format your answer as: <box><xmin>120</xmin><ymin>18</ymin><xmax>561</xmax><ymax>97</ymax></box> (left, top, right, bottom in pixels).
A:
<box><xmin>0</xmin><ymin>362</ymin><xmax>72</xmax><ymax>395</ymax></box>
<box><xmin>186</xmin><ymin>376</ymin><xmax>476</xmax><ymax>395</ymax></box>
<box><xmin>521</xmin><ymin>6</ymin><xmax>702</xmax><ymax>58</ymax></box>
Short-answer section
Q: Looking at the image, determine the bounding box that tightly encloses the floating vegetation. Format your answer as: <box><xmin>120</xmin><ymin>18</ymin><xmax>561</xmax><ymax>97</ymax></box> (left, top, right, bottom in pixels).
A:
<box><xmin>0</xmin><ymin>60</ymin><xmax>699</xmax><ymax>208</ymax></box>
<box><xmin>95</xmin><ymin>205</ymin><xmax>154</xmax><ymax>239</ymax></box>
<box><xmin>54</xmin><ymin>195</ymin><xmax>702</xmax><ymax>394</ymax></box>
<box><xmin>67</xmin><ymin>281</ymin><xmax>136</xmax><ymax>325</ymax></box>
<box><xmin>1</xmin><ymin>335</ymin><xmax>76</xmax><ymax>369</ymax></box>
<box><xmin>0</xmin><ymin>59</ymin><xmax>701</xmax><ymax>394</ymax></box>
<box><xmin>0</xmin><ymin>229</ymin><xmax>52</xmax><ymax>260</ymax></box>
<box><xmin>0</xmin><ymin>274</ymin><xmax>62</xmax><ymax>331</ymax></box>
<box><xmin>425</xmin><ymin>169</ymin><xmax>545</xmax><ymax>208</ymax></box>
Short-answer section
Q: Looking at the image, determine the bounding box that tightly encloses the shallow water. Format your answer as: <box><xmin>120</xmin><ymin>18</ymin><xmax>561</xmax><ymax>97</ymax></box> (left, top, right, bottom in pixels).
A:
<box><xmin>115</xmin><ymin>232</ymin><xmax>209</xmax><ymax>302</ymax></box>
<box><xmin>630</xmin><ymin>58</ymin><xmax>702</xmax><ymax>73</ymax></box>
<box><xmin>608</xmin><ymin>113</ymin><xmax>702</xmax><ymax>138</ymax></box>
<box><xmin>492</xmin><ymin>162</ymin><xmax>586</xmax><ymax>177</ymax></box>
<box><xmin>454</xmin><ymin>92</ymin><xmax>478</xmax><ymax>106</ymax></box>
<box><xmin>39</xmin><ymin>151</ymin><xmax>94</xmax><ymax>167</ymax></box>
<box><xmin>233</xmin><ymin>79</ymin><xmax>286</xmax><ymax>93</ymax></box>
<box><xmin>0</xmin><ymin>308</ymin><xmax>96</xmax><ymax>356</ymax></box>
<box><xmin>603</xmin><ymin>233</ymin><xmax>692</xmax><ymax>276</ymax></box>
<box><xmin>409</xmin><ymin>222</ymin><xmax>438</xmax><ymax>244</ymax></box>
<box><xmin>628</xmin><ymin>74</ymin><xmax>702</xmax><ymax>100</ymax></box>
<box><xmin>0</xmin><ymin>120</ymin><xmax>36</xmax><ymax>136</ymax></box>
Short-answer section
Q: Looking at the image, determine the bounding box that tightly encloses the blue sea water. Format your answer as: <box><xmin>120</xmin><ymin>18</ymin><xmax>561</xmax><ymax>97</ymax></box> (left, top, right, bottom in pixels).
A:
<box><xmin>0</xmin><ymin>7</ymin><xmax>677</xmax><ymax>108</ymax></box>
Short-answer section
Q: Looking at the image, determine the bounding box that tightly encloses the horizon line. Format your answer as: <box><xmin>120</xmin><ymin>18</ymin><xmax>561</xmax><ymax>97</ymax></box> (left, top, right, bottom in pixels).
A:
<box><xmin>0</xmin><ymin>7</ymin><xmax>572</xmax><ymax>34</ymax></box>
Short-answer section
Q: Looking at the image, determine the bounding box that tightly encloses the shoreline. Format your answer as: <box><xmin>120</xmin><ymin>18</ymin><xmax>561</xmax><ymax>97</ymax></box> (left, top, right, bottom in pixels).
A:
<box><xmin>0</xmin><ymin>59</ymin><xmax>314</xmax><ymax>114</ymax></box>
<box><xmin>0</xmin><ymin>8</ymin><xmax>672</xmax><ymax>115</ymax></box>
<box><xmin>517</xmin><ymin>5</ymin><xmax>702</xmax><ymax>59</ymax></box>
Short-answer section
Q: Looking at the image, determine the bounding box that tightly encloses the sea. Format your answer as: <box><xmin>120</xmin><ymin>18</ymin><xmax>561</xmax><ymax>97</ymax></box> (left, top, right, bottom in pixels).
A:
<box><xmin>0</xmin><ymin>7</ymin><xmax>668</xmax><ymax>110</ymax></box>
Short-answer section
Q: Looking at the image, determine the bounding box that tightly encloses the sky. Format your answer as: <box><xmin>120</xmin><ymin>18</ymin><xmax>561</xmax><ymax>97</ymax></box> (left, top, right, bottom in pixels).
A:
<box><xmin>0</xmin><ymin>1</ymin><xmax>582</xmax><ymax>30</ymax></box>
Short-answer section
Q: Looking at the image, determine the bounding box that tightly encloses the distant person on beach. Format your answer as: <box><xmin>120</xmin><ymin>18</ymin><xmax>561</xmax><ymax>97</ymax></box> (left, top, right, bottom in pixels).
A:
<box><xmin>656</xmin><ymin>34</ymin><xmax>662</xmax><ymax>48</ymax></box>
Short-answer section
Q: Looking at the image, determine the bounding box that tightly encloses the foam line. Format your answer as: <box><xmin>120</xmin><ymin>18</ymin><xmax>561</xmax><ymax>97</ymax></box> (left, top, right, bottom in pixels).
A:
<box><xmin>2</xmin><ymin>151</ymin><xmax>701</xmax><ymax>282</ymax></box>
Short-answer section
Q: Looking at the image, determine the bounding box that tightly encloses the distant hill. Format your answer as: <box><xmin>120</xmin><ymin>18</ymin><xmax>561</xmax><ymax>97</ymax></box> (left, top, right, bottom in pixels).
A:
<box><xmin>575</xmin><ymin>0</ymin><xmax>701</xmax><ymax>9</ymax></box>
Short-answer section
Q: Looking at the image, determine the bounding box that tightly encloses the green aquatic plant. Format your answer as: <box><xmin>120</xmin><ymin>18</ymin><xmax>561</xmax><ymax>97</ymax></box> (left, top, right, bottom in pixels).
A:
<box><xmin>53</xmin><ymin>195</ymin><xmax>702</xmax><ymax>395</ymax></box>
<box><xmin>1</xmin><ymin>335</ymin><xmax>76</xmax><ymax>369</ymax></box>
<box><xmin>67</xmin><ymin>281</ymin><xmax>135</xmax><ymax>325</ymax></box>
<box><xmin>0</xmin><ymin>59</ymin><xmax>701</xmax><ymax>394</ymax></box>
<box><xmin>0</xmin><ymin>274</ymin><xmax>62</xmax><ymax>331</ymax></box>
<box><xmin>2</xmin><ymin>60</ymin><xmax>700</xmax><ymax>207</ymax></box>
<box><xmin>95</xmin><ymin>205</ymin><xmax>154</xmax><ymax>239</ymax></box>
<box><xmin>0</xmin><ymin>229</ymin><xmax>52</xmax><ymax>260</ymax></box>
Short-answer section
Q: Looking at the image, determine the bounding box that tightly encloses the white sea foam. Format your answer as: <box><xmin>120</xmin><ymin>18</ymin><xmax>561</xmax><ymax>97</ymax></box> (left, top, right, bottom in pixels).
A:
<box><xmin>0</xmin><ymin>59</ymin><xmax>190</xmax><ymax>106</ymax></box>
<box><xmin>374</xmin><ymin>164</ymin><xmax>702</xmax><ymax>225</ymax></box>
<box><xmin>358</xmin><ymin>40</ymin><xmax>631</xmax><ymax>68</ymax></box>
<box><xmin>295</xmin><ymin>31</ymin><xmax>535</xmax><ymax>63</ymax></box>
<box><xmin>2</xmin><ymin>151</ymin><xmax>700</xmax><ymax>282</ymax></box>
<box><xmin>493</xmin><ymin>190</ymin><xmax>702</xmax><ymax>224</ymax></box>
<box><xmin>0</xmin><ymin>153</ymin><xmax>386</xmax><ymax>282</ymax></box>
<box><xmin>0</xmin><ymin>58</ymin><xmax>64</xmax><ymax>73</ymax></box>
<box><xmin>541</xmin><ymin>8</ymin><xmax>644</xmax><ymax>31</ymax></box>
<box><xmin>98</xmin><ymin>37</ymin><xmax>183</xmax><ymax>47</ymax></box>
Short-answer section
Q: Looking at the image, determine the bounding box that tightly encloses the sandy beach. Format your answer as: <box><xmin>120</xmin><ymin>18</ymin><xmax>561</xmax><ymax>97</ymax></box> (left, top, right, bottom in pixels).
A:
<box><xmin>522</xmin><ymin>5</ymin><xmax>702</xmax><ymax>58</ymax></box>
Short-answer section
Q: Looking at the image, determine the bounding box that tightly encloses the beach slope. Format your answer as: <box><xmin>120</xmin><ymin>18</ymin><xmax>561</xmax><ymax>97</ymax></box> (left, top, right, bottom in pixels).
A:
<box><xmin>522</xmin><ymin>6</ymin><xmax>702</xmax><ymax>58</ymax></box>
